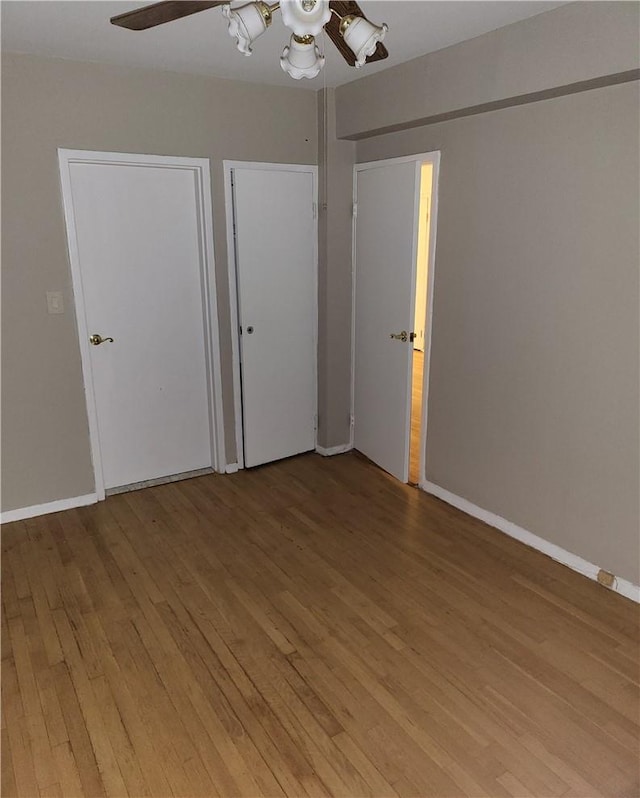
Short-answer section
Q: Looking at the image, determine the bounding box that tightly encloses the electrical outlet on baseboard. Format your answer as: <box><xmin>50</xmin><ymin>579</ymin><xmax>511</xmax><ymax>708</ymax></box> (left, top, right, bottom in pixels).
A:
<box><xmin>597</xmin><ymin>569</ymin><xmax>616</xmax><ymax>589</ymax></box>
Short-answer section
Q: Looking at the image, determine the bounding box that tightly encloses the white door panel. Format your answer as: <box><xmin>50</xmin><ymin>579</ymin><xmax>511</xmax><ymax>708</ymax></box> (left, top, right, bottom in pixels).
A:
<box><xmin>233</xmin><ymin>168</ymin><xmax>316</xmax><ymax>468</ymax></box>
<box><xmin>68</xmin><ymin>162</ymin><xmax>212</xmax><ymax>489</ymax></box>
<box><xmin>354</xmin><ymin>161</ymin><xmax>420</xmax><ymax>482</ymax></box>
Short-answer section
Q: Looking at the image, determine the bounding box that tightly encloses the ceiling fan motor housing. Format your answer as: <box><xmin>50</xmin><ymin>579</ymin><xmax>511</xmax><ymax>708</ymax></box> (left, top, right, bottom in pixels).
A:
<box><xmin>280</xmin><ymin>0</ymin><xmax>331</xmax><ymax>37</ymax></box>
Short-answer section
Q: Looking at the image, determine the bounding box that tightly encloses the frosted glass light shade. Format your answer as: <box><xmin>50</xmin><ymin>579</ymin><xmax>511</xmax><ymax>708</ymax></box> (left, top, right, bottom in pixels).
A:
<box><xmin>280</xmin><ymin>34</ymin><xmax>325</xmax><ymax>79</ymax></box>
<box><xmin>280</xmin><ymin>0</ymin><xmax>331</xmax><ymax>37</ymax></box>
<box><xmin>222</xmin><ymin>2</ymin><xmax>272</xmax><ymax>55</ymax></box>
<box><xmin>341</xmin><ymin>15</ymin><xmax>387</xmax><ymax>67</ymax></box>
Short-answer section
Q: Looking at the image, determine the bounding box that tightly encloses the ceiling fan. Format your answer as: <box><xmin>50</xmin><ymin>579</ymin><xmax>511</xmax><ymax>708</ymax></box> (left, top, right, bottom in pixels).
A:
<box><xmin>111</xmin><ymin>0</ymin><xmax>388</xmax><ymax>80</ymax></box>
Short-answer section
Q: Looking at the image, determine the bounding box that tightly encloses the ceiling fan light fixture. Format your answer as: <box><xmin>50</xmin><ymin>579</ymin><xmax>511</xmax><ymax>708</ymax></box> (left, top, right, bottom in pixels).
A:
<box><xmin>280</xmin><ymin>33</ymin><xmax>325</xmax><ymax>79</ymax></box>
<box><xmin>280</xmin><ymin>0</ymin><xmax>331</xmax><ymax>37</ymax></box>
<box><xmin>110</xmin><ymin>0</ymin><xmax>389</xmax><ymax>78</ymax></box>
<box><xmin>222</xmin><ymin>2</ymin><xmax>272</xmax><ymax>55</ymax></box>
<box><xmin>340</xmin><ymin>14</ymin><xmax>387</xmax><ymax>67</ymax></box>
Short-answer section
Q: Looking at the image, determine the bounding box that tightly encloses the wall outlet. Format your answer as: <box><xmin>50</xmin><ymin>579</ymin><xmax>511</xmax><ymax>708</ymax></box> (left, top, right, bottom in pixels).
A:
<box><xmin>46</xmin><ymin>291</ymin><xmax>64</xmax><ymax>314</ymax></box>
<box><xmin>597</xmin><ymin>569</ymin><xmax>616</xmax><ymax>589</ymax></box>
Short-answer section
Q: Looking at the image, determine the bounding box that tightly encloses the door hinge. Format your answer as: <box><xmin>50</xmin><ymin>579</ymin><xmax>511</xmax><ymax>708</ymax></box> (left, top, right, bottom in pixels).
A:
<box><xmin>349</xmin><ymin>413</ymin><xmax>355</xmax><ymax>428</ymax></box>
<box><xmin>230</xmin><ymin>171</ymin><xmax>237</xmax><ymax>235</ymax></box>
<box><xmin>314</xmin><ymin>414</ymin><xmax>319</xmax><ymax>431</ymax></box>
<box><xmin>312</xmin><ymin>202</ymin><xmax>317</xmax><ymax>219</ymax></box>
<box><xmin>352</xmin><ymin>203</ymin><xmax>358</xmax><ymax>218</ymax></box>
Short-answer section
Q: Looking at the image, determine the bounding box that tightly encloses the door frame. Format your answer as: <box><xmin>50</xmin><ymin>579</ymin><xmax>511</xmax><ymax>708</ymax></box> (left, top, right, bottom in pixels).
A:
<box><xmin>58</xmin><ymin>148</ymin><xmax>226</xmax><ymax>500</ymax></box>
<box><xmin>223</xmin><ymin>160</ymin><xmax>319</xmax><ymax>470</ymax></box>
<box><xmin>351</xmin><ymin>151</ymin><xmax>441</xmax><ymax>486</ymax></box>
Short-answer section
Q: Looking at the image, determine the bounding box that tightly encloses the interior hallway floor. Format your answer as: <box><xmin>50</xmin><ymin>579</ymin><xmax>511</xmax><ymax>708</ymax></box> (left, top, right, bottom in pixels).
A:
<box><xmin>2</xmin><ymin>452</ymin><xmax>639</xmax><ymax>797</ymax></box>
<box><xmin>410</xmin><ymin>349</ymin><xmax>424</xmax><ymax>484</ymax></box>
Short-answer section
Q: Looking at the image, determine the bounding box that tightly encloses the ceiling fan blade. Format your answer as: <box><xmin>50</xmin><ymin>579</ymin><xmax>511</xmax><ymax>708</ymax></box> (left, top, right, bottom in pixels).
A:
<box><xmin>110</xmin><ymin>1</ymin><xmax>226</xmax><ymax>31</ymax></box>
<box><xmin>326</xmin><ymin>0</ymin><xmax>388</xmax><ymax>67</ymax></box>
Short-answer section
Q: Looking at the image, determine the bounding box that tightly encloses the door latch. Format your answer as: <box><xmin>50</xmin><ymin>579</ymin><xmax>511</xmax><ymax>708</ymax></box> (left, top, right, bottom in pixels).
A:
<box><xmin>89</xmin><ymin>334</ymin><xmax>114</xmax><ymax>345</ymax></box>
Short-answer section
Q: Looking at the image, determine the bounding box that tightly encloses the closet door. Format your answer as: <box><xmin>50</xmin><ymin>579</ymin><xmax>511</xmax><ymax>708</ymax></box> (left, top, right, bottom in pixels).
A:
<box><xmin>232</xmin><ymin>167</ymin><xmax>317</xmax><ymax>468</ymax></box>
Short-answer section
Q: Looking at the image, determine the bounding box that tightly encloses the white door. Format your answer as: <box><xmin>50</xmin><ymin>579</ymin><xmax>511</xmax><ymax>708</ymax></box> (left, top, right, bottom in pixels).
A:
<box><xmin>353</xmin><ymin>161</ymin><xmax>420</xmax><ymax>482</ymax></box>
<box><xmin>232</xmin><ymin>167</ymin><xmax>317</xmax><ymax>468</ymax></box>
<box><xmin>62</xmin><ymin>156</ymin><xmax>215</xmax><ymax>491</ymax></box>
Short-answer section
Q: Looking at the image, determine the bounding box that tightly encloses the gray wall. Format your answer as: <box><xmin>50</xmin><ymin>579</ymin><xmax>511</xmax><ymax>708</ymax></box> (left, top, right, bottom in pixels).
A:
<box><xmin>3</xmin><ymin>5</ymin><xmax>639</xmax><ymax>587</ymax></box>
<box><xmin>327</xmin><ymin>0</ymin><xmax>640</xmax><ymax>585</ymax></box>
<box><xmin>337</xmin><ymin>2</ymin><xmax>640</xmax><ymax>140</ymax></box>
<box><xmin>1</xmin><ymin>52</ymin><xmax>317</xmax><ymax>512</ymax></box>
<box><xmin>317</xmin><ymin>89</ymin><xmax>355</xmax><ymax>449</ymax></box>
<box><xmin>355</xmin><ymin>82</ymin><xmax>639</xmax><ymax>584</ymax></box>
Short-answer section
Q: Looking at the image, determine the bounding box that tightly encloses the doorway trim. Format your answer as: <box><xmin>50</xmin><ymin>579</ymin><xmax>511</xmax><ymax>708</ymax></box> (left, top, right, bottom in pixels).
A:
<box><xmin>58</xmin><ymin>148</ymin><xmax>226</xmax><ymax>501</ymax></box>
<box><xmin>223</xmin><ymin>160</ymin><xmax>319</xmax><ymax>470</ymax></box>
<box><xmin>350</xmin><ymin>151</ymin><xmax>441</xmax><ymax>486</ymax></box>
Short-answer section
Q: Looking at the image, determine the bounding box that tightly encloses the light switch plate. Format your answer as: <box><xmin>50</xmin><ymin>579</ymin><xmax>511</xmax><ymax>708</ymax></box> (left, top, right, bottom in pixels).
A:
<box><xmin>46</xmin><ymin>291</ymin><xmax>64</xmax><ymax>314</ymax></box>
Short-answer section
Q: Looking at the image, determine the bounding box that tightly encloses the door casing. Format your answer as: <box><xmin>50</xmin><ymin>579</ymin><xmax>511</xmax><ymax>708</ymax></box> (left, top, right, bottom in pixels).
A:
<box><xmin>351</xmin><ymin>151</ymin><xmax>441</xmax><ymax>486</ymax></box>
<box><xmin>223</xmin><ymin>160</ymin><xmax>319</xmax><ymax>470</ymax></box>
<box><xmin>58</xmin><ymin>149</ymin><xmax>226</xmax><ymax>500</ymax></box>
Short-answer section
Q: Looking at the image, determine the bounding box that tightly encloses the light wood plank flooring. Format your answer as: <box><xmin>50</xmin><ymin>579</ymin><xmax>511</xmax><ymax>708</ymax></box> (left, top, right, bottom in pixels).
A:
<box><xmin>2</xmin><ymin>452</ymin><xmax>639</xmax><ymax>797</ymax></box>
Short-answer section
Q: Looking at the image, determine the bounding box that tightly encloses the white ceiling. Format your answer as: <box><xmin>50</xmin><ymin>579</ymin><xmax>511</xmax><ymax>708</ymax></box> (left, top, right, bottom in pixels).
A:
<box><xmin>2</xmin><ymin>0</ymin><xmax>568</xmax><ymax>89</ymax></box>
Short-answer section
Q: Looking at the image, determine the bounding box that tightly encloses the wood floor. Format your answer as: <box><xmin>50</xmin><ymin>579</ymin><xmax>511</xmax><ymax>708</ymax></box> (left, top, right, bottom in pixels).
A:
<box><xmin>2</xmin><ymin>453</ymin><xmax>639</xmax><ymax>798</ymax></box>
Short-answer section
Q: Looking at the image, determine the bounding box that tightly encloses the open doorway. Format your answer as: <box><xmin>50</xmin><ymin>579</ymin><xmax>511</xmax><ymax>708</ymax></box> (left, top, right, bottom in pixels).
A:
<box><xmin>409</xmin><ymin>163</ymin><xmax>434</xmax><ymax>485</ymax></box>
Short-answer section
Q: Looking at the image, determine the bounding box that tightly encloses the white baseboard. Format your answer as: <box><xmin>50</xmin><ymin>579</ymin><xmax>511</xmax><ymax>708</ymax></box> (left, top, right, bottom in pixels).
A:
<box><xmin>421</xmin><ymin>480</ymin><xmax>640</xmax><ymax>604</ymax></box>
<box><xmin>224</xmin><ymin>463</ymin><xmax>239</xmax><ymax>474</ymax></box>
<box><xmin>315</xmin><ymin>443</ymin><xmax>353</xmax><ymax>457</ymax></box>
<box><xmin>1</xmin><ymin>493</ymin><xmax>98</xmax><ymax>525</ymax></box>
<box><xmin>614</xmin><ymin>577</ymin><xmax>640</xmax><ymax>603</ymax></box>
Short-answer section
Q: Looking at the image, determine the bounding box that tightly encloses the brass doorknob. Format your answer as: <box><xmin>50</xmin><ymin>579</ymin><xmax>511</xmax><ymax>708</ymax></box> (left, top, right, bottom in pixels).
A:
<box><xmin>390</xmin><ymin>331</ymin><xmax>409</xmax><ymax>342</ymax></box>
<box><xmin>89</xmin><ymin>334</ymin><xmax>114</xmax><ymax>346</ymax></box>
